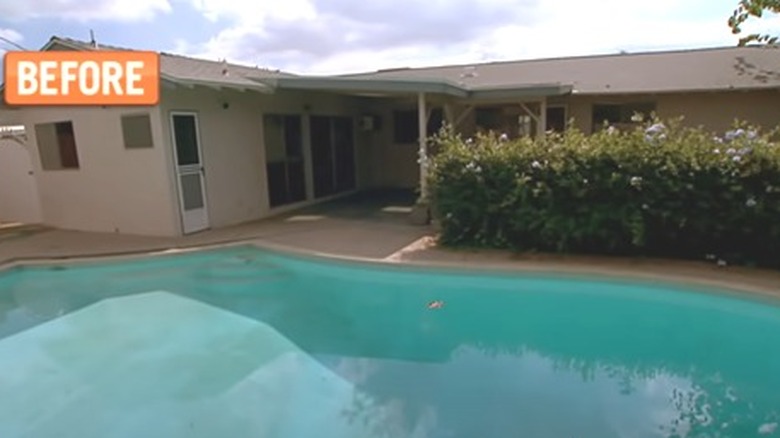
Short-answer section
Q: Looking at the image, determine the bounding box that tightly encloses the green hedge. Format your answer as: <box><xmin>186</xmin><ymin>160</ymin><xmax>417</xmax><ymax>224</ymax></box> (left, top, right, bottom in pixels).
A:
<box><xmin>427</xmin><ymin>119</ymin><xmax>780</xmax><ymax>268</ymax></box>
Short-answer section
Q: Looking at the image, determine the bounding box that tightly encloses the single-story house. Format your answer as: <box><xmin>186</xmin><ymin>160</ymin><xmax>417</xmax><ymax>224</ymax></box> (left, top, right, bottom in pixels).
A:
<box><xmin>1</xmin><ymin>36</ymin><xmax>779</xmax><ymax>236</ymax></box>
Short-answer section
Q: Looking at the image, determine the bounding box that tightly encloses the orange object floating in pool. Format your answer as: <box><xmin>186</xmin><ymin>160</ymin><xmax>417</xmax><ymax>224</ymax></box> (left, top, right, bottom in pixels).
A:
<box><xmin>428</xmin><ymin>300</ymin><xmax>444</xmax><ymax>309</ymax></box>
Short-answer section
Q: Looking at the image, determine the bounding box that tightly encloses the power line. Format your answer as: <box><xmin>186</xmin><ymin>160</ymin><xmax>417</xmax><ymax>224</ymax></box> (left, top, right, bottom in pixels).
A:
<box><xmin>0</xmin><ymin>36</ymin><xmax>27</xmax><ymax>51</ymax></box>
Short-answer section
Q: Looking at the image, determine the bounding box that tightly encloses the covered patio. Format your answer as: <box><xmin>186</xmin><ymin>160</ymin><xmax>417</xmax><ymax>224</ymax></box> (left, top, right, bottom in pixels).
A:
<box><xmin>258</xmin><ymin>76</ymin><xmax>573</xmax><ymax>205</ymax></box>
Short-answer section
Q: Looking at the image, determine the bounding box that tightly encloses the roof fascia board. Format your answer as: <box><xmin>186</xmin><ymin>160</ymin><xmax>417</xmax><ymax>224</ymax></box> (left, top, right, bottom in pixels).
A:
<box><xmin>468</xmin><ymin>84</ymin><xmax>574</xmax><ymax>100</ymax></box>
<box><xmin>258</xmin><ymin>77</ymin><xmax>469</xmax><ymax>97</ymax></box>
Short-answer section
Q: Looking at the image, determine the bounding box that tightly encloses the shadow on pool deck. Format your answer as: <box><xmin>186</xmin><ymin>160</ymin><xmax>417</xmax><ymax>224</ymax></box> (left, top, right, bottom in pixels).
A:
<box><xmin>0</xmin><ymin>190</ymin><xmax>430</xmax><ymax>265</ymax></box>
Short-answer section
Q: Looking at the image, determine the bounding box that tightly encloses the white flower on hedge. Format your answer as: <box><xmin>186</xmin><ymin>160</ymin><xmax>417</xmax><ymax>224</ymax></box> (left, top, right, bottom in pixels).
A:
<box><xmin>465</xmin><ymin>161</ymin><xmax>482</xmax><ymax>173</ymax></box>
<box><xmin>713</xmin><ymin>136</ymin><xmax>724</xmax><ymax>144</ymax></box>
<box><xmin>733</xmin><ymin>155</ymin><xmax>742</xmax><ymax>162</ymax></box>
<box><xmin>713</xmin><ymin>148</ymin><xmax>721</xmax><ymax>154</ymax></box>
<box><xmin>644</xmin><ymin>123</ymin><xmax>666</xmax><ymax>144</ymax></box>
<box><xmin>631</xmin><ymin>113</ymin><xmax>645</xmax><ymax>123</ymax></box>
<box><xmin>583</xmin><ymin>178</ymin><xmax>589</xmax><ymax>185</ymax></box>
<box><xmin>499</xmin><ymin>133</ymin><xmax>509</xmax><ymax>142</ymax></box>
<box><xmin>417</xmin><ymin>149</ymin><xmax>429</xmax><ymax>166</ymax></box>
<box><xmin>726</xmin><ymin>148</ymin><xmax>737</xmax><ymax>155</ymax></box>
<box><xmin>531</xmin><ymin>160</ymin><xmax>542</xmax><ymax>169</ymax></box>
<box><xmin>607</xmin><ymin>126</ymin><xmax>617</xmax><ymax>135</ymax></box>
<box><xmin>746</xmin><ymin>197</ymin><xmax>757</xmax><ymax>208</ymax></box>
<box><xmin>724</xmin><ymin>128</ymin><xmax>745</xmax><ymax>141</ymax></box>
<box><xmin>465</xmin><ymin>138</ymin><xmax>474</xmax><ymax>145</ymax></box>
<box><xmin>630</xmin><ymin>176</ymin><xmax>643</xmax><ymax>187</ymax></box>
<box><xmin>642</xmin><ymin>203</ymin><xmax>649</xmax><ymax>210</ymax></box>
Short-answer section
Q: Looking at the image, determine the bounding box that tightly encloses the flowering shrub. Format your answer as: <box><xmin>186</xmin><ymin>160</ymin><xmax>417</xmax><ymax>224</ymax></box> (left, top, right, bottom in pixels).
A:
<box><xmin>428</xmin><ymin>119</ymin><xmax>780</xmax><ymax>267</ymax></box>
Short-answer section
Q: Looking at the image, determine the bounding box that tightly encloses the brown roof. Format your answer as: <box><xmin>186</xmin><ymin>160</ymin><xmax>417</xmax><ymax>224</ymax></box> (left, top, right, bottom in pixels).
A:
<box><xmin>344</xmin><ymin>46</ymin><xmax>780</xmax><ymax>95</ymax></box>
<box><xmin>46</xmin><ymin>37</ymin><xmax>295</xmax><ymax>91</ymax></box>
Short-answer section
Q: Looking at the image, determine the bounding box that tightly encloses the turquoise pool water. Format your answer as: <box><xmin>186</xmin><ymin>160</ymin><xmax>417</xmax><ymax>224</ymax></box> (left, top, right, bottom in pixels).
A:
<box><xmin>0</xmin><ymin>245</ymin><xmax>779</xmax><ymax>438</ymax></box>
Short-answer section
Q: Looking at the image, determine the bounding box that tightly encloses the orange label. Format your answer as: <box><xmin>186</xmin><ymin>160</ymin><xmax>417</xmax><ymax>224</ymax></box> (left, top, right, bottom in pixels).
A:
<box><xmin>4</xmin><ymin>51</ymin><xmax>159</xmax><ymax>106</ymax></box>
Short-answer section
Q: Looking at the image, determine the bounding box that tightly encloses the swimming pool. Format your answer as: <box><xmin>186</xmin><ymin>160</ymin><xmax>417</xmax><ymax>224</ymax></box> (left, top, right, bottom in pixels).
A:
<box><xmin>0</xmin><ymin>245</ymin><xmax>778</xmax><ymax>437</ymax></box>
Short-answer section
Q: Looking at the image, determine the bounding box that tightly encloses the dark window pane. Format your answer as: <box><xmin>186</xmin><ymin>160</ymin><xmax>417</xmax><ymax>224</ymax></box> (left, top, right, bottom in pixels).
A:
<box><xmin>593</xmin><ymin>104</ymin><xmax>621</xmax><ymax>126</ymax></box>
<box><xmin>427</xmin><ymin>108</ymin><xmax>444</xmax><ymax>137</ymax></box>
<box><xmin>333</xmin><ymin>117</ymin><xmax>355</xmax><ymax>192</ymax></box>
<box><xmin>311</xmin><ymin>115</ymin><xmax>335</xmax><ymax>198</ymax></box>
<box><xmin>173</xmin><ymin>115</ymin><xmax>200</xmax><ymax>166</ymax></box>
<box><xmin>266</xmin><ymin>162</ymin><xmax>288</xmax><ymax>207</ymax></box>
<box><xmin>284</xmin><ymin>115</ymin><xmax>303</xmax><ymax>158</ymax></box>
<box><xmin>393</xmin><ymin>110</ymin><xmax>417</xmax><ymax>144</ymax></box>
<box><xmin>546</xmin><ymin>107</ymin><xmax>567</xmax><ymax>133</ymax></box>
<box><xmin>475</xmin><ymin>107</ymin><xmax>503</xmax><ymax>131</ymax></box>
<box><xmin>287</xmin><ymin>161</ymin><xmax>306</xmax><ymax>203</ymax></box>
<box><xmin>55</xmin><ymin>122</ymin><xmax>79</xmax><ymax>169</ymax></box>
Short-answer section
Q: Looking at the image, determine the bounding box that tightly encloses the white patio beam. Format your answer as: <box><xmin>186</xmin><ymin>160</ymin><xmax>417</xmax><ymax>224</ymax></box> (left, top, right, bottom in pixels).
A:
<box><xmin>454</xmin><ymin>105</ymin><xmax>474</xmax><ymax>128</ymax></box>
<box><xmin>519</xmin><ymin>102</ymin><xmax>541</xmax><ymax>126</ymax></box>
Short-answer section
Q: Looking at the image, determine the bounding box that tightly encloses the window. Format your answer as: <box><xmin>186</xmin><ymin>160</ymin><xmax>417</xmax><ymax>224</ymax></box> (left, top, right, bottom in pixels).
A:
<box><xmin>475</xmin><ymin>106</ymin><xmax>538</xmax><ymax>138</ymax></box>
<box><xmin>392</xmin><ymin>108</ymin><xmax>444</xmax><ymax>144</ymax></box>
<box><xmin>546</xmin><ymin>106</ymin><xmax>567</xmax><ymax>133</ymax></box>
<box><xmin>475</xmin><ymin>107</ymin><xmax>503</xmax><ymax>131</ymax></box>
<box><xmin>592</xmin><ymin>102</ymin><xmax>656</xmax><ymax>132</ymax></box>
<box><xmin>121</xmin><ymin>113</ymin><xmax>154</xmax><ymax>149</ymax></box>
<box><xmin>35</xmin><ymin>121</ymin><xmax>80</xmax><ymax>170</ymax></box>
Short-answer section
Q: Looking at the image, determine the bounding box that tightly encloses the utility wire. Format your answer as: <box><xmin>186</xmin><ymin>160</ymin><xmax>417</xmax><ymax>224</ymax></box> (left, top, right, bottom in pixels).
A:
<box><xmin>0</xmin><ymin>36</ymin><xmax>27</xmax><ymax>51</ymax></box>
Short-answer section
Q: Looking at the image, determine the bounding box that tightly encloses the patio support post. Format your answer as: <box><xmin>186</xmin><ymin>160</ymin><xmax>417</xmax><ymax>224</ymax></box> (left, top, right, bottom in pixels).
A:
<box><xmin>538</xmin><ymin>97</ymin><xmax>548</xmax><ymax>140</ymax></box>
<box><xmin>417</xmin><ymin>92</ymin><xmax>428</xmax><ymax>201</ymax></box>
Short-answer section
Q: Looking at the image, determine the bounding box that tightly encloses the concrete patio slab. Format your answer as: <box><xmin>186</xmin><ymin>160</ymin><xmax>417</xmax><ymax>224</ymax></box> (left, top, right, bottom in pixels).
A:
<box><xmin>0</xmin><ymin>191</ymin><xmax>432</xmax><ymax>265</ymax></box>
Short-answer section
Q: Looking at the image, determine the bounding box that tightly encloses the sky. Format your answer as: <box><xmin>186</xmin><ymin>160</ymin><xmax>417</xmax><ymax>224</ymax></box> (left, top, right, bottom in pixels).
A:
<box><xmin>0</xmin><ymin>0</ymin><xmax>777</xmax><ymax>75</ymax></box>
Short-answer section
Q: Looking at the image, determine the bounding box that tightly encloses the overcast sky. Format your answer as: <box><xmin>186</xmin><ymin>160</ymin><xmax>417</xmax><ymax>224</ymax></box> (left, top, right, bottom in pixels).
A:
<box><xmin>0</xmin><ymin>0</ymin><xmax>777</xmax><ymax>75</ymax></box>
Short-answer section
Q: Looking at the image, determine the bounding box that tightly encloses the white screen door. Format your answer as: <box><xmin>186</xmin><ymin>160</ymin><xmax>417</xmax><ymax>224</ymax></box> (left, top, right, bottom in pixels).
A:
<box><xmin>170</xmin><ymin>112</ymin><xmax>209</xmax><ymax>234</ymax></box>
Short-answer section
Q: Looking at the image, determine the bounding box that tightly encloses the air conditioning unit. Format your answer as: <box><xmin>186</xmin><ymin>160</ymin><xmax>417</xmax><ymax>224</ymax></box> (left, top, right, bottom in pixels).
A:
<box><xmin>359</xmin><ymin>115</ymin><xmax>380</xmax><ymax>132</ymax></box>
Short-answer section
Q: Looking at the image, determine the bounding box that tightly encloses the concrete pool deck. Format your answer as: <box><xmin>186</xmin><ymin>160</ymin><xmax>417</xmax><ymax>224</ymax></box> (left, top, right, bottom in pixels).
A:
<box><xmin>1</xmin><ymin>192</ymin><xmax>779</xmax><ymax>299</ymax></box>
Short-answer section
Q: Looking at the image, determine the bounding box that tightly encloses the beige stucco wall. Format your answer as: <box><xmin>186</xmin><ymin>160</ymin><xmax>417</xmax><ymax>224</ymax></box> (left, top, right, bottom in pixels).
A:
<box><xmin>564</xmin><ymin>89</ymin><xmax>780</xmax><ymax>134</ymax></box>
<box><xmin>17</xmin><ymin>106</ymin><xmax>178</xmax><ymax>236</ymax></box>
<box><xmin>361</xmin><ymin>96</ymin><xmax>441</xmax><ymax>190</ymax></box>
<box><xmin>366</xmin><ymin>89</ymin><xmax>780</xmax><ymax>190</ymax></box>
<box><xmin>0</xmin><ymin>138</ymin><xmax>43</xmax><ymax>224</ymax></box>
<box><xmin>157</xmin><ymin>86</ymin><xmax>368</xmax><ymax>230</ymax></box>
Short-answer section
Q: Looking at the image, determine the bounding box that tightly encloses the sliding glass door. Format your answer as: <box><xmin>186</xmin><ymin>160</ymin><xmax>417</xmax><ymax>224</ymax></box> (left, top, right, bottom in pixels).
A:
<box><xmin>263</xmin><ymin>114</ymin><xmax>306</xmax><ymax>207</ymax></box>
<box><xmin>310</xmin><ymin>115</ymin><xmax>356</xmax><ymax>199</ymax></box>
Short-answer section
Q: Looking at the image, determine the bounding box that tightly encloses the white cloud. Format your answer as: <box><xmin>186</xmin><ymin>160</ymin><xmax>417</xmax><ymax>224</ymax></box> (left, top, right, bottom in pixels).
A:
<box><xmin>0</xmin><ymin>28</ymin><xmax>24</xmax><ymax>55</ymax></box>
<box><xmin>0</xmin><ymin>0</ymin><xmax>172</xmax><ymax>22</ymax></box>
<box><xmin>0</xmin><ymin>29</ymin><xmax>23</xmax><ymax>43</ymax></box>
<box><xmin>175</xmin><ymin>0</ymin><xmax>752</xmax><ymax>74</ymax></box>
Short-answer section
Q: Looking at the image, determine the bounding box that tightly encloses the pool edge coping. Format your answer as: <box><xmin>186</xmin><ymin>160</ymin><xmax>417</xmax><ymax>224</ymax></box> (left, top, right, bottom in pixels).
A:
<box><xmin>1</xmin><ymin>237</ymin><xmax>778</xmax><ymax>301</ymax></box>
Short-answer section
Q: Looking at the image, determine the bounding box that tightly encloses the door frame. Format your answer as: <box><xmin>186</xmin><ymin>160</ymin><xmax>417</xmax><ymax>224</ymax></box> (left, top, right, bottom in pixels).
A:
<box><xmin>169</xmin><ymin>110</ymin><xmax>210</xmax><ymax>235</ymax></box>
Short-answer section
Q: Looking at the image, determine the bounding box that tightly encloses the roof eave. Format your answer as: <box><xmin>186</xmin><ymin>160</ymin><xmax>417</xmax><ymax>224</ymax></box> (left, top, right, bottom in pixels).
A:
<box><xmin>161</xmin><ymin>74</ymin><xmax>273</xmax><ymax>94</ymax></box>
<box><xmin>256</xmin><ymin>77</ymin><xmax>470</xmax><ymax>97</ymax></box>
<box><xmin>468</xmin><ymin>84</ymin><xmax>574</xmax><ymax>100</ymax></box>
